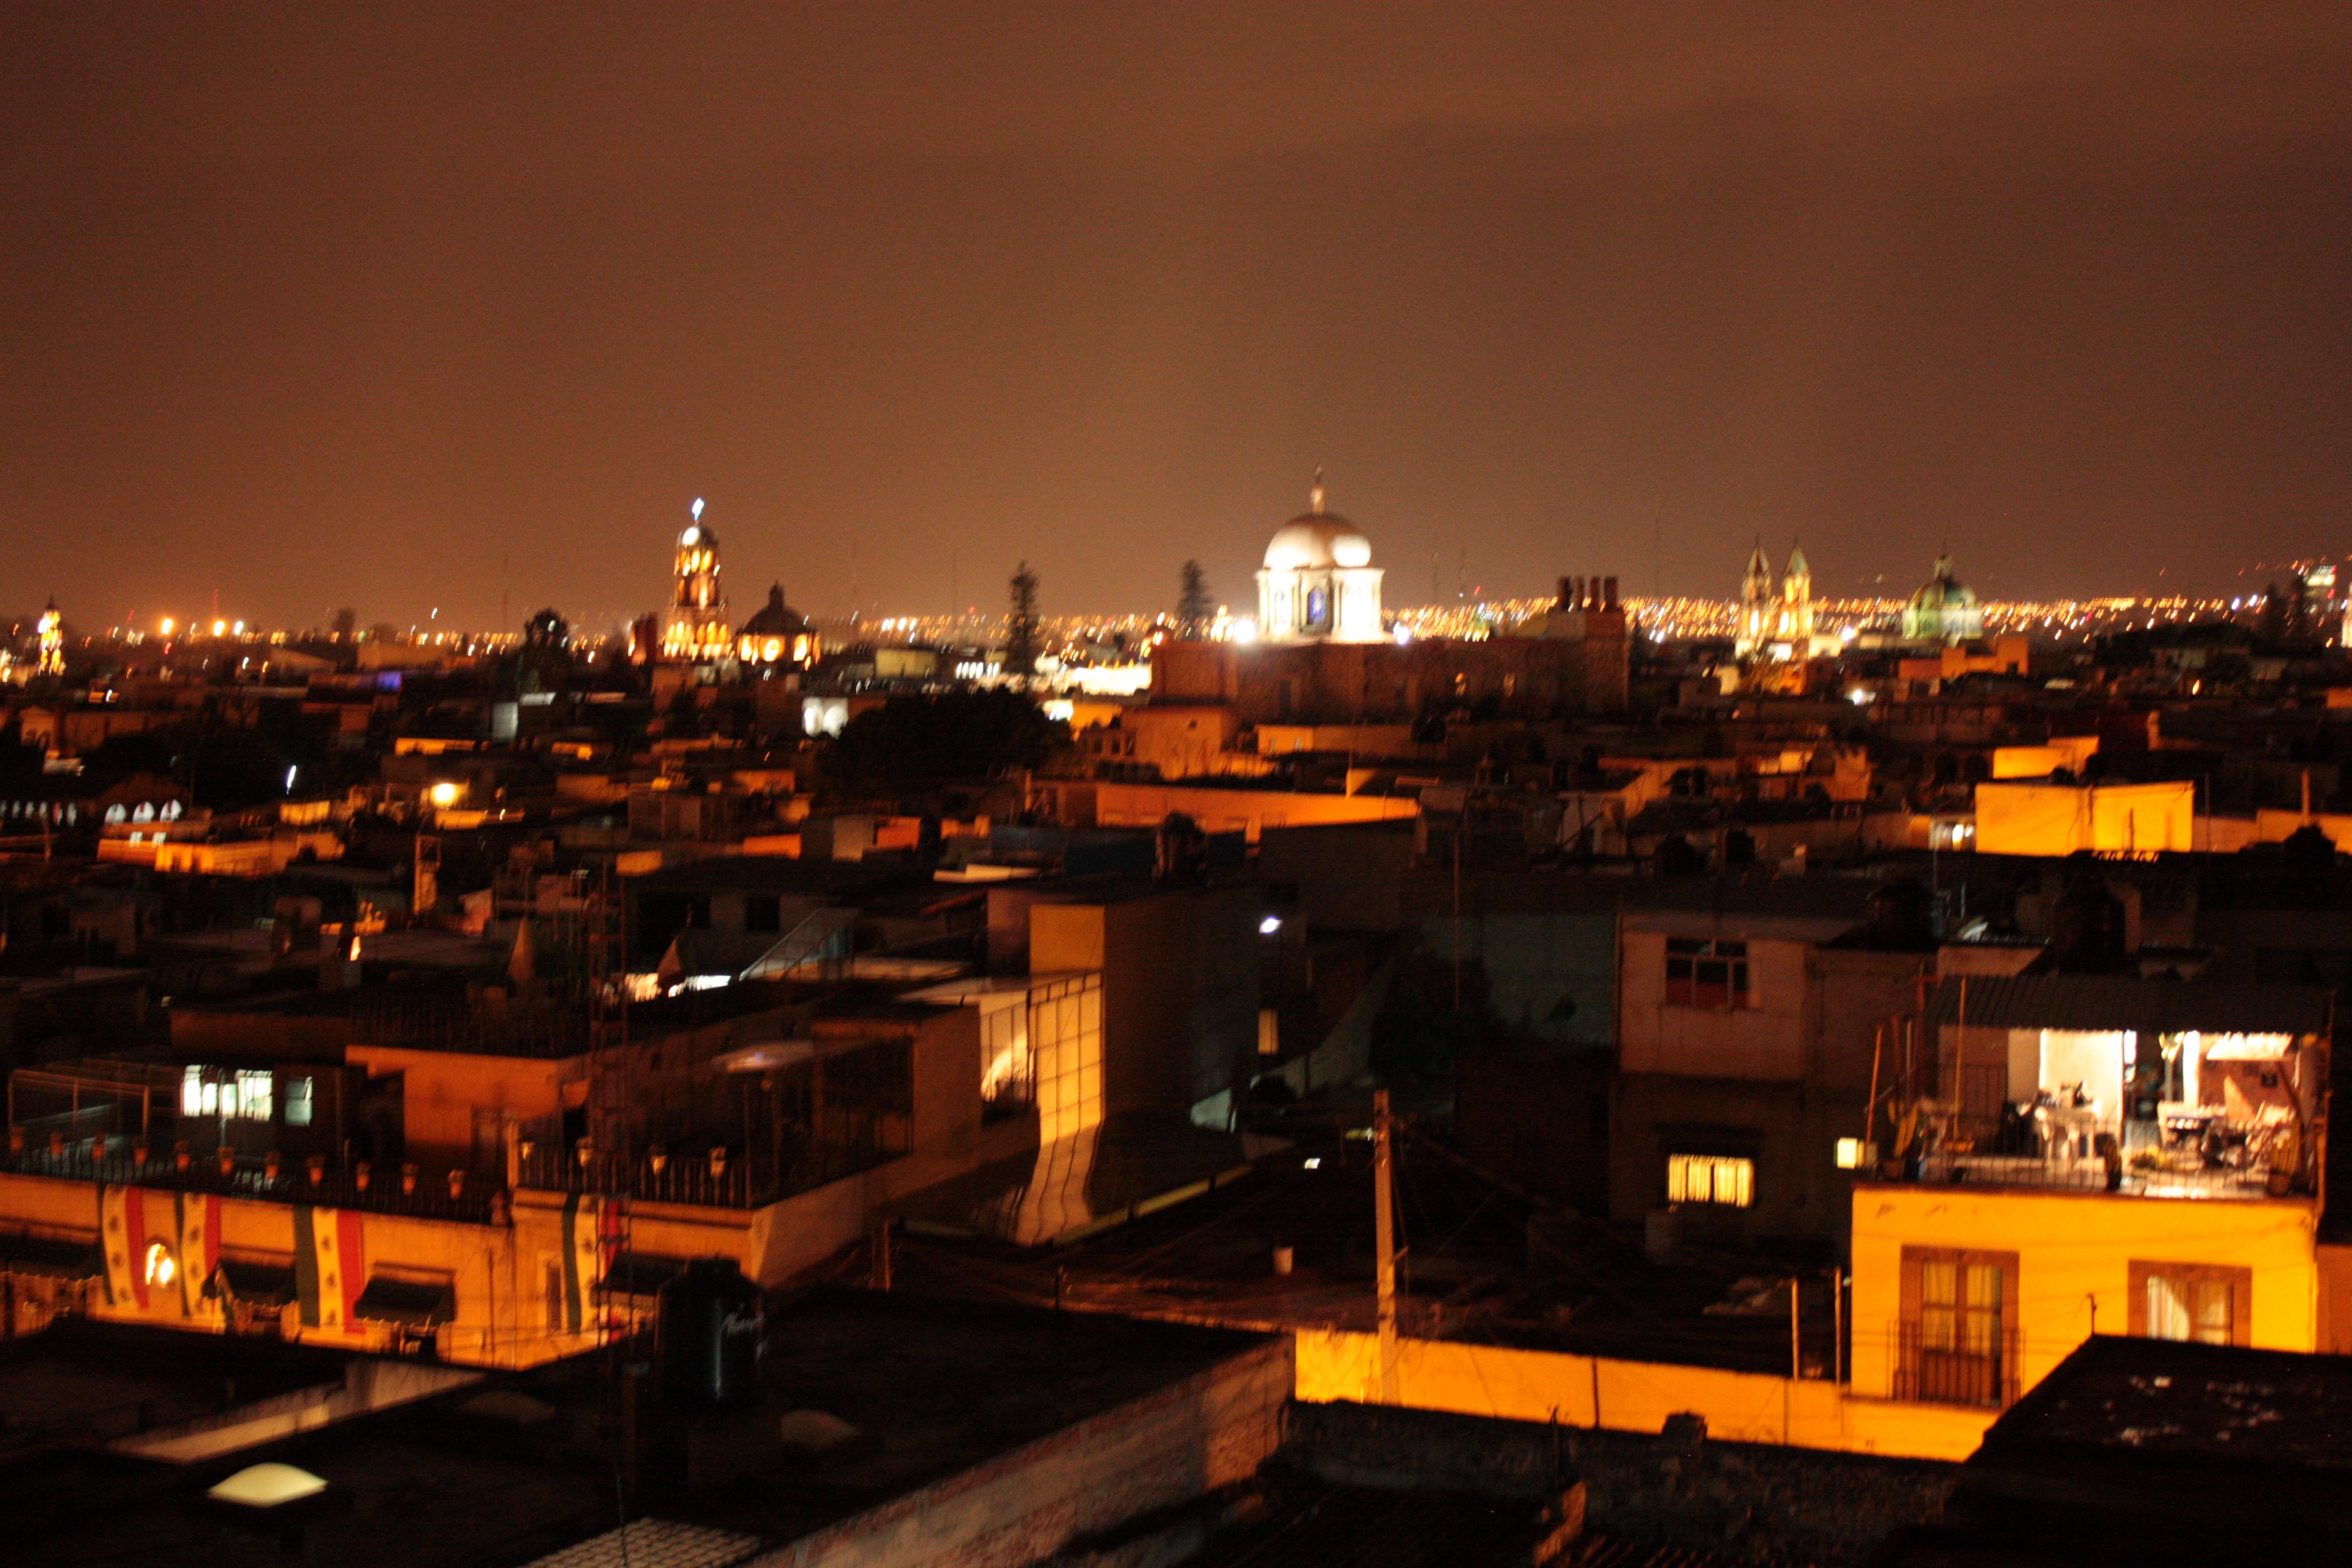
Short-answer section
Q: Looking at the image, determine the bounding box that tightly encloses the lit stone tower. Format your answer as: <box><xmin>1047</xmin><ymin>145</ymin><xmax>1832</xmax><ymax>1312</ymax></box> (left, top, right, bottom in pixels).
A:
<box><xmin>1255</xmin><ymin>472</ymin><xmax>1385</xmax><ymax>644</ymax></box>
<box><xmin>658</xmin><ymin>498</ymin><xmax>734</xmax><ymax>662</ymax></box>
<box><xmin>1781</xmin><ymin>542</ymin><xmax>1814</xmax><ymax>647</ymax></box>
<box><xmin>35</xmin><ymin>600</ymin><xmax>63</xmax><ymax>677</ymax></box>
<box><xmin>1735</xmin><ymin>542</ymin><xmax>1776</xmax><ymax>658</ymax></box>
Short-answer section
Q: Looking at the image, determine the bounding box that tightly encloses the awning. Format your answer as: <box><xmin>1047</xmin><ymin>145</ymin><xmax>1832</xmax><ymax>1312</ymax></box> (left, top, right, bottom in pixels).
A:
<box><xmin>0</xmin><ymin>1233</ymin><xmax>101</xmax><ymax>1280</ymax></box>
<box><xmin>354</xmin><ymin>1276</ymin><xmax>454</xmax><ymax>1328</ymax></box>
<box><xmin>1928</xmin><ymin>975</ymin><xmax>2332</xmax><ymax>1037</ymax></box>
<box><xmin>213</xmin><ymin>1260</ymin><xmax>297</xmax><ymax>1306</ymax></box>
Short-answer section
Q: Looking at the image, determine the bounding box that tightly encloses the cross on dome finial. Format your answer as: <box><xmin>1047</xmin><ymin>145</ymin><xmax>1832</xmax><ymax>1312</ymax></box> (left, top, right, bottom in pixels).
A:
<box><xmin>1309</xmin><ymin>469</ymin><xmax>1326</xmax><ymax>514</ymax></box>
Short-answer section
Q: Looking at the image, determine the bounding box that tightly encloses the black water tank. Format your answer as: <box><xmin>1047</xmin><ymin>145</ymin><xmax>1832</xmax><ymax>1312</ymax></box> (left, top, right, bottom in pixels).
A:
<box><xmin>657</xmin><ymin>1257</ymin><xmax>766</xmax><ymax>1408</ymax></box>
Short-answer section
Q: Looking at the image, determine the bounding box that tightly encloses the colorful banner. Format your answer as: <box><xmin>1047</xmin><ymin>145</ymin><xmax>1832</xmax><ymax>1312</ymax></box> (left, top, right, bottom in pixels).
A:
<box><xmin>100</xmin><ymin>1185</ymin><xmax>150</xmax><ymax>1311</ymax></box>
<box><xmin>560</xmin><ymin>1191</ymin><xmax>607</xmax><ymax>1332</ymax></box>
<box><xmin>177</xmin><ymin>1191</ymin><xmax>221</xmax><ymax>1318</ymax></box>
<box><xmin>292</xmin><ymin>1205</ymin><xmax>364</xmax><ymax>1328</ymax></box>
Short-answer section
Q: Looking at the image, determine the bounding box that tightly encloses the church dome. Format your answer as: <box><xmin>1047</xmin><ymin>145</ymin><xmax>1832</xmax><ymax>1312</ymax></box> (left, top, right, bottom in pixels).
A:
<box><xmin>1908</xmin><ymin>556</ymin><xmax>1977</xmax><ymax>613</ymax></box>
<box><xmin>740</xmin><ymin>584</ymin><xmax>805</xmax><ymax>638</ymax></box>
<box><xmin>1265</xmin><ymin>516</ymin><xmax>1374</xmax><ymax>571</ymax></box>
<box><xmin>1262</xmin><ymin>474</ymin><xmax>1373</xmax><ymax>570</ymax></box>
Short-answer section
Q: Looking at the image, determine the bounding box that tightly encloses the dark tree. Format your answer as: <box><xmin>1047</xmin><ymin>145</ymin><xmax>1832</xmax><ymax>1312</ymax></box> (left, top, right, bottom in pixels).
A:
<box><xmin>329</xmin><ymin>607</ymin><xmax>358</xmax><ymax>640</ymax></box>
<box><xmin>824</xmin><ymin>689</ymin><xmax>1068</xmax><ymax>795</ymax></box>
<box><xmin>1005</xmin><ymin>561</ymin><xmax>1040</xmax><ymax>677</ymax></box>
<box><xmin>1176</xmin><ymin>559</ymin><xmax>1213</xmax><ymax>637</ymax></box>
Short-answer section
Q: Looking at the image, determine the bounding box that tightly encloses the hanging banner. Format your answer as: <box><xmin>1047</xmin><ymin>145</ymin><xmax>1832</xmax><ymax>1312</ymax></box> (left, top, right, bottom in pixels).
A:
<box><xmin>292</xmin><ymin>1205</ymin><xmax>364</xmax><ymax>1327</ymax></box>
<box><xmin>100</xmin><ymin>1185</ymin><xmax>150</xmax><ymax>1311</ymax></box>
<box><xmin>178</xmin><ymin>1191</ymin><xmax>221</xmax><ymax>1319</ymax></box>
<box><xmin>560</xmin><ymin>1192</ymin><xmax>607</xmax><ymax>1332</ymax></box>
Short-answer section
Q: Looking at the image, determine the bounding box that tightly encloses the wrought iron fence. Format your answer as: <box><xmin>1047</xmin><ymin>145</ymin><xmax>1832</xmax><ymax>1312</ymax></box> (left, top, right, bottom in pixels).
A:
<box><xmin>1891</xmin><ymin>1318</ymin><xmax>2019</xmax><ymax>1408</ymax></box>
<box><xmin>1</xmin><ymin>1142</ymin><xmax>498</xmax><ymax>1224</ymax></box>
<box><xmin>514</xmin><ymin>1135</ymin><xmax>889</xmax><ymax>1210</ymax></box>
<box><xmin>1913</xmin><ymin>1152</ymin><xmax>2283</xmax><ymax>1200</ymax></box>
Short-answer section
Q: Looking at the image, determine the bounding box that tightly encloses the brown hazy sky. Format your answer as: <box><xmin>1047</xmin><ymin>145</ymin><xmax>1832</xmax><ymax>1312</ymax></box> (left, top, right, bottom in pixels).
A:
<box><xmin>5</xmin><ymin>3</ymin><xmax>2349</xmax><ymax>630</ymax></box>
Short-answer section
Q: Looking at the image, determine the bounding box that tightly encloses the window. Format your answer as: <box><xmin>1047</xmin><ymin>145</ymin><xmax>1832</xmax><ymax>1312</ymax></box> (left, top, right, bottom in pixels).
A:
<box><xmin>285</xmin><ymin>1076</ymin><xmax>314</xmax><ymax>1128</ymax></box>
<box><xmin>1667</xmin><ymin>1153</ymin><xmax>1753</xmax><ymax>1207</ymax></box>
<box><xmin>232</xmin><ymin>1069</ymin><xmax>273</xmax><ymax>1123</ymax></box>
<box><xmin>1898</xmin><ymin>1246</ymin><xmax>2017</xmax><ymax>1407</ymax></box>
<box><xmin>1665</xmin><ymin>938</ymin><xmax>1751</xmax><ymax>1009</ymax></box>
<box><xmin>743</xmin><ymin>894</ymin><xmax>782</xmax><ymax>934</ymax></box>
<box><xmin>2130</xmin><ymin>1262</ymin><xmax>2248</xmax><ymax>1347</ymax></box>
<box><xmin>181</xmin><ymin>1066</ymin><xmax>273</xmax><ymax>1121</ymax></box>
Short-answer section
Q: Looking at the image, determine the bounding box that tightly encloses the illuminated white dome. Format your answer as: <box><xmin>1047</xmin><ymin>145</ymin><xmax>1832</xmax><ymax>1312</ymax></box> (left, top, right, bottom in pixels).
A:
<box><xmin>1255</xmin><ymin>472</ymin><xmax>1385</xmax><ymax>644</ymax></box>
<box><xmin>1265</xmin><ymin>516</ymin><xmax>1373</xmax><ymax>571</ymax></box>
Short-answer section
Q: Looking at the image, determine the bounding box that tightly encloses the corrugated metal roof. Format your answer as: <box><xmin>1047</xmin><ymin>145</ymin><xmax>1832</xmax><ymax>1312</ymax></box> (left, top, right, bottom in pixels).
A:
<box><xmin>1926</xmin><ymin>974</ymin><xmax>2332</xmax><ymax>1036</ymax></box>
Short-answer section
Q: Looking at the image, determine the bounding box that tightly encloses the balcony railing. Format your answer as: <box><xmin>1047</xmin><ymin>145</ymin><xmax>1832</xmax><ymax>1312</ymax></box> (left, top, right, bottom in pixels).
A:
<box><xmin>1891</xmin><ymin>1319</ymin><xmax>2019</xmax><ymax>1409</ymax></box>
<box><xmin>1</xmin><ymin>1141</ymin><xmax>498</xmax><ymax>1224</ymax></box>
<box><xmin>1910</xmin><ymin>1152</ymin><xmax>2289</xmax><ymax>1200</ymax></box>
<box><xmin>514</xmin><ymin>1135</ymin><xmax>896</xmax><ymax>1211</ymax></box>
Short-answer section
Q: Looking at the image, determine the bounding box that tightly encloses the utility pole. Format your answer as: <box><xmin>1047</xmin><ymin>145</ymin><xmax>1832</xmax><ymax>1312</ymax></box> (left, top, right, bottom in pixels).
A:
<box><xmin>1829</xmin><ymin>1267</ymin><xmax>1845</xmax><ymax>1385</ymax></box>
<box><xmin>1374</xmin><ymin>1088</ymin><xmax>1398</xmax><ymax>1402</ymax></box>
<box><xmin>1789</xmin><ymin>1275</ymin><xmax>1803</xmax><ymax>1382</ymax></box>
<box><xmin>1451</xmin><ymin>810</ymin><xmax>1464</xmax><ymax>1011</ymax></box>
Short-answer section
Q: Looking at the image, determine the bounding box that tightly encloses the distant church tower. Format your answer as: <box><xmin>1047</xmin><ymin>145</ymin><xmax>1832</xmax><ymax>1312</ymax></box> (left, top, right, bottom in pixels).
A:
<box><xmin>1781</xmin><ymin>543</ymin><xmax>1814</xmax><ymax>647</ymax></box>
<box><xmin>35</xmin><ymin>599</ymin><xmax>63</xmax><ymax>677</ymax></box>
<box><xmin>658</xmin><ymin>498</ymin><xmax>734</xmax><ymax>662</ymax></box>
<box><xmin>1734</xmin><ymin>542</ymin><xmax>1812</xmax><ymax>660</ymax></box>
<box><xmin>1736</xmin><ymin>542</ymin><xmax>1776</xmax><ymax>659</ymax></box>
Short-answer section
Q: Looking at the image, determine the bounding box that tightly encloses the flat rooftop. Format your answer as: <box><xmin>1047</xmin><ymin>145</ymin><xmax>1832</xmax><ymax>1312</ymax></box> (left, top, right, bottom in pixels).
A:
<box><xmin>4</xmin><ymin>1288</ymin><xmax>1281</xmax><ymax>1568</ymax></box>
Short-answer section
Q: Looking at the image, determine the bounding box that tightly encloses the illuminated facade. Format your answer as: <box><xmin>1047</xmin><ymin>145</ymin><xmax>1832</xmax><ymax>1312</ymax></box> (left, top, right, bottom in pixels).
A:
<box><xmin>737</xmin><ymin>582</ymin><xmax>818</xmax><ymax>672</ymax></box>
<box><xmin>35</xmin><ymin>599</ymin><xmax>64</xmax><ymax>677</ymax></box>
<box><xmin>1255</xmin><ymin>473</ymin><xmax>1384</xmax><ymax>644</ymax></box>
<box><xmin>1734</xmin><ymin>543</ymin><xmax>1814</xmax><ymax>660</ymax></box>
<box><xmin>657</xmin><ymin>501</ymin><xmax>733</xmax><ymax>662</ymax></box>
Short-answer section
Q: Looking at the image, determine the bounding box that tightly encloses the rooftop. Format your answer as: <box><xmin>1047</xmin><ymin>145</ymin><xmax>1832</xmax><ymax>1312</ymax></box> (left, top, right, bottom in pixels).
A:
<box><xmin>5</xmin><ymin>1288</ymin><xmax>1283</xmax><ymax>1568</ymax></box>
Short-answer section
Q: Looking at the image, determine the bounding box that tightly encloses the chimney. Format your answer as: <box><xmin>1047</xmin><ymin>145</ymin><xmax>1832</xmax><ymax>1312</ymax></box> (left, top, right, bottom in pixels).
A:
<box><xmin>1603</xmin><ymin>576</ymin><xmax>1619</xmax><ymax>610</ymax></box>
<box><xmin>1556</xmin><ymin>576</ymin><xmax>1575</xmax><ymax>612</ymax></box>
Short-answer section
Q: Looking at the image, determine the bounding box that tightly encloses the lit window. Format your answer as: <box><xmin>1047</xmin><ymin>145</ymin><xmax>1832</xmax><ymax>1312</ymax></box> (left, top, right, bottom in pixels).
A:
<box><xmin>1900</xmin><ymin>1247</ymin><xmax>2013</xmax><ymax>1406</ymax></box>
<box><xmin>1664</xmin><ymin>938</ymin><xmax>1752</xmax><ymax>1009</ymax></box>
<box><xmin>286</xmin><ymin>1076</ymin><xmax>314</xmax><ymax>1128</ymax></box>
<box><xmin>2132</xmin><ymin>1262</ymin><xmax>2246</xmax><ymax>1346</ymax></box>
<box><xmin>144</xmin><ymin>1240</ymin><xmax>177</xmax><ymax>1288</ymax></box>
<box><xmin>233</xmin><ymin>1069</ymin><xmax>274</xmax><ymax>1123</ymax></box>
<box><xmin>1667</xmin><ymin>1153</ymin><xmax>1754</xmax><ymax>1207</ymax></box>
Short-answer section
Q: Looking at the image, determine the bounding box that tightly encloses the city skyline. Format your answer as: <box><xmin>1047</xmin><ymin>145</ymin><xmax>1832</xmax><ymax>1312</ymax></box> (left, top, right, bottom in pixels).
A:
<box><xmin>7</xmin><ymin>3</ymin><xmax>2351</xmax><ymax>626</ymax></box>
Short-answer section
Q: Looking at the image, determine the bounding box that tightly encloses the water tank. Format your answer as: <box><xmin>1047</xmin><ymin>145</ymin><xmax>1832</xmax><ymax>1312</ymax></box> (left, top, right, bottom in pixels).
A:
<box><xmin>657</xmin><ymin>1257</ymin><xmax>766</xmax><ymax>1408</ymax></box>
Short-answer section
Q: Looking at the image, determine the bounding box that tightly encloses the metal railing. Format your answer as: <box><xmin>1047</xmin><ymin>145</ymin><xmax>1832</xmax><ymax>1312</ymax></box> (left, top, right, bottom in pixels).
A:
<box><xmin>1912</xmin><ymin>1152</ymin><xmax>2287</xmax><ymax>1200</ymax></box>
<box><xmin>1</xmin><ymin>1142</ymin><xmax>499</xmax><ymax>1224</ymax></box>
<box><xmin>739</xmin><ymin>907</ymin><xmax>856</xmax><ymax>983</ymax></box>
<box><xmin>514</xmin><ymin>1135</ymin><xmax>892</xmax><ymax>1211</ymax></box>
<box><xmin>1891</xmin><ymin>1318</ymin><xmax>2019</xmax><ymax>1409</ymax></box>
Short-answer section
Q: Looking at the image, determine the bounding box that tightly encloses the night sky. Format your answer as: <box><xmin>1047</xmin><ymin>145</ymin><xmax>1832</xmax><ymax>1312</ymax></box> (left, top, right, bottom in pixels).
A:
<box><xmin>6</xmin><ymin>3</ymin><xmax>2349</xmax><ymax>631</ymax></box>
